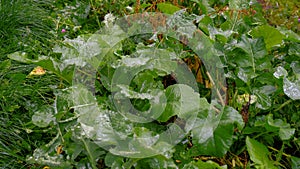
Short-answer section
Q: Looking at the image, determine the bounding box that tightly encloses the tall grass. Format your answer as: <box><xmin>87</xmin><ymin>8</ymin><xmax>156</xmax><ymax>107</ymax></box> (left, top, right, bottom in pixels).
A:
<box><xmin>0</xmin><ymin>0</ymin><xmax>58</xmax><ymax>168</ymax></box>
<box><xmin>0</xmin><ymin>0</ymin><xmax>54</xmax><ymax>58</ymax></box>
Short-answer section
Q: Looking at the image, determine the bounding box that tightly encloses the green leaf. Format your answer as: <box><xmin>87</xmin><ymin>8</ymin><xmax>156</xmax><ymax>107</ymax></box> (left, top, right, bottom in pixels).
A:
<box><xmin>132</xmin><ymin>71</ymin><xmax>164</xmax><ymax>93</ymax></box>
<box><xmin>288</xmin><ymin>42</ymin><xmax>300</xmax><ymax>56</ymax></box>
<box><xmin>291</xmin><ymin>156</ymin><xmax>300</xmax><ymax>169</ymax></box>
<box><xmin>7</xmin><ymin>51</ymin><xmax>72</xmax><ymax>83</ymax></box>
<box><xmin>136</xmin><ymin>155</ymin><xmax>178</xmax><ymax>169</ymax></box>
<box><xmin>273</xmin><ymin>66</ymin><xmax>288</xmax><ymax>79</ymax></box>
<box><xmin>32</xmin><ymin>105</ymin><xmax>55</xmax><ymax>128</ymax></box>
<box><xmin>291</xmin><ymin>61</ymin><xmax>300</xmax><ymax>78</ymax></box>
<box><xmin>190</xmin><ymin>106</ymin><xmax>244</xmax><ymax>157</ymax></box>
<box><xmin>191</xmin><ymin>0</ymin><xmax>214</xmax><ymax>14</ymax></box>
<box><xmin>279</xmin><ymin>28</ymin><xmax>300</xmax><ymax>43</ymax></box>
<box><xmin>236</xmin><ymin>36</ymin><xmax>267</xmax><ymax>60</ymax></box>
<box><xmin>104</xmin><ymin>153</ymin><xmax>124</xmax><ymax>168</ymax></box>
<box><xmin>283</xmin><ymin>78</ymin><xmax>300</xmax><ymax>100</ymax></box>
<box><xmin>229</xmin><ymin>0</ymin><xmax>249</xmax><ymax>10</ymax></box>
<box><xmin>157</xmin><ymin>84</ymin><xmax>200</xmax><ymax>122</ymax></box>
<box><xmin>7</xmin><ymin>52</ymin><xmax>30</xmax><ymax>63</ymax></box>
<box><xmin>182</xmin><ymin>160</ymin><xmax>226</xmax><ymax>169</ymax></box>
<box><xmin>157</xmin><ymin>3</ymin><xmax>181</xmax><ymax>14</ymax></box>
<box><xmin>231</xmin><ymin>36</ymin><xmax>267</xmax><ymax>83</ymax></box>
<box><xmin>27</xmin><ymin>135</ymin><xmax>72</xmax><ymax>168</ymax></box>
<box><xmin>253</xmin><ymin>90</ymin><xmax>272</xmax><ymax>110</ymax></box>
<box><xmin>236</xmin><ymin>67</ymin><xmax>257</xmax><ymax>84</ymax></box>
<box><xmin>246</xmin><ymin>137</ymin><xmax>277</xmax><ymax>169</ymax></box>
<box><xmin>266</xmin><ymin>114</ymin><xmax>295</xmax><ymax>140</ymax></box>
<box><xmin>250</xmin><ymin>25</ymin><xmax>284</xmax><ymax>51</ymax></box>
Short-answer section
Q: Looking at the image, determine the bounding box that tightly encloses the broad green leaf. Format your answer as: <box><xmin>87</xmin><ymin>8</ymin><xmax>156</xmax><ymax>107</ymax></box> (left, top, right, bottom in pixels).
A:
<box><xmin>27</xmin><ymin>147</ymin><xmax>73</xmax><ymax>168</ymax></box>
<box><xmin>157</xmin><ymin>3</ymin><xmax>181</xmax><ymax>14</ymax></box>
<box><xmin>7</xmin><ymin>51</ymin><xmax>72</xmax><ymax>83</ymax></box>
<box><xmin>231</xmin><ymin>36</ymin><xmax>267</xmax><ymax>83</ymax></box>
<box><xmin>291</xmin><ymin>61</ymin><xmax>300</xmax><ymax>78</ymax></box>
<box><xmin>236</xmin><ymin>36</ymin><xmax>267</xmax><ymax>60</ymax></box>
<box><xmin>53</xmin><ymin>35</ymin><xmax>105</xmax><ymax>71</ymax></box>
<box><xmin>113</xmin><ymin>48</ymin><xmax>178</xmax><ymax>81</ymax></box>
<box><xmin>109</xmin><ymin>134</ymin><xmax>175</xmax><ymax>158</ymax></box>
<box><xmin>266</xmin><ymin>114</ymin><xmax>295</xmax><ymax>140</ymax></box>
<box><xmin>253</xmin><ymin>91</ymin><xmax>272</xmax><ymax>110</ymax></box>
<box><xmin>191</xmin><ymin>0</ymin><xmax>214</xmax><ymax>14</ymax></box>
<box><xmin>132</xmin><ymin>71</ymin><xmax>164</xmax><ymax>93</ymax></box>
<box><xmin>256</xmin><ymin>56</ymin><xmax>272</xmax><ymax>71</ymax></box>
<box><xmin>288</xmin><ymin>42</ymin><xmax>300</xmax><ymax>56</ymax></box>
<box><xmin>73</xmin><ymin>85</ymin><xmax>118</xmax><ymax>146</ymax></box>
<box><xmin>113</xmin><ymin>84</ymin><xmax>167</xmax><ymax>123</ymax></box>
<box><xmin>104</xmin><ymin>153</ymin><xmax>124</xmax><ymax>168</ymax></box>
<box><xmin>32</xmin><ymin>106</ymin><xmax>55</xmax><ymax>128</ymax></box>
<box><xmin>291</xmin><ymin>156</ymin><xmax>300</xmax><ymax>169</ymax></box>
<box><xmin>182</xmin><ymin>160</ymin><xmax>226</xmax><ymax>169</ymax></box>
<box><xmin>279</xmin><ymin>28</ymin><xmax>300</xmax><ymax>43</ymax></box>
<box><xmin>250</xmin><ymin>25</ymin><xmax>284</xmax><ymax>51</ymax></box>
<box><xmin>190</xmin><ymin>106</ymin><xmax>244</xmax><ymax>157</ymax></box>
<box><xmin>7</xmin><ymin>52</ymin><xmax>31</xmax><ymax>63</ymax></box>
<box><xmin>27</xmin><ymin>134</ymin><xmax>72</xmax><ymax>168</ymax></box>
<box><xmin>246</xmin><ymin>137</ymin><xmax>277</xmax><ymax>169</ymax></box>
<box><xmin>157</xmin><ymin>84</ymin><xmax>200</xmax><ymax>122</ymax></box>
<box><xmin>166</xmin><ymin>11</ymin><xmax>198</xmax><ymax>39</ymax></box>
<box><xmin>236</xmin><ymin>67</ymin><xmax>257</xmax><ymax>84</ymax></box>
<box><xmin>136</xmin><ymin>155</ymin><xmax>178</xmax><ymax>169</ymax></box>
<box><xmin>8</xmin><ymin>52</ymin><xmax>57</xmax><ymax>72</ymax></box>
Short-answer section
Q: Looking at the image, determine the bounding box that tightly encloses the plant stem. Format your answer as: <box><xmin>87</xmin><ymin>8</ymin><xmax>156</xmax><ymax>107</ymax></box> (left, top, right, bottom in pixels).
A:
<box><xmin>206</xmin><ymin>71</ymin><xmax>225</xmax><ymax>106</ymax></box>
<box><xmin>274</xmin><ymin>100</ymin><xmax>292</xmax><ymax>111</ymax></box>
<box><xmin>268</xmin><ymin>146</ymin><xmax>291</xmax><ymax>158</ymax></box>
<box><xmin>82</xmin><ymin>138</ymin><xmax>98</xmax><ymax>169</ymax></box>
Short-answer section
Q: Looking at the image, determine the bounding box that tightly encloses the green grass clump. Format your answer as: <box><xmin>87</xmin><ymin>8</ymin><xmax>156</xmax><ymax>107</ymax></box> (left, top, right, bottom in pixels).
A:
<box><xmin>0</xmin><ymin>1</ymin><xmax>60</xmax><ymax>168</ymax></box>
<box><xmin>0</xmin><ymin>0</ymin><xmax>54</xmax><ymax>58</ymax></box>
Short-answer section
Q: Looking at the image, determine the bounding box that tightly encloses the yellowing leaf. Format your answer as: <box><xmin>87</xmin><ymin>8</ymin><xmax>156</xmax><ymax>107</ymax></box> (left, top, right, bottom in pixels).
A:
<box><xmin>56</xmin><ymin>145</ymin><xmax>63</xmax><ymax>155</ymax></box>
<box><xmin>29</xmin><ymin>66</ymin><xmax>46</xmax><ymax>76</ymax></box>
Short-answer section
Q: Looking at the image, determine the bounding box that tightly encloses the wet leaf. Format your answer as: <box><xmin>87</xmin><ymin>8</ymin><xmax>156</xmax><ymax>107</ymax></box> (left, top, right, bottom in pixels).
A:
<box><xmin>157</xmin><ymin>84</ymin><xmax>200</xmax><ymax>122</ymax></box>
<box><xmin>190</xmin><ymin>106</ymin><xmax>244</xmax><ymax>157</ymax></box>
<box><xmin>32</xmin><ymin>106</ymin><xmax>55</xmax><ymax>128</ymax></box>
<box><xmin>283</xmin><ymin>78</ymin><xmax>300</xmax><ymax>100</ymax></box>
<box><xmin>274</xmin><ymin>66</ymin><xmax>288</xmax><ymax>79</ymax></box>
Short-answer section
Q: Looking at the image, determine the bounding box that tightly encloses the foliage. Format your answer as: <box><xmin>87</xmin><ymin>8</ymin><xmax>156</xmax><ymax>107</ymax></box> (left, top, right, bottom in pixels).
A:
<box><xmin>0</xmin><ymin>0</ymin><xmax>54</xmax><ymax>57</ymax></box>
<box><xmin>259</xmin><ymin>0</ymin><xmax>299</xmax><ymax>34</ymax></box>
<box><xmin>1</xmin><ymin>0</ymin><xmax>300</xmax><ymax>168</ymax></box>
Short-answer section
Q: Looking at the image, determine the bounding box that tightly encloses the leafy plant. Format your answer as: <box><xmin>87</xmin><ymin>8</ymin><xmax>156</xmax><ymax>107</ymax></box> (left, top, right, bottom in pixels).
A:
<box><xmin>3</xmin><ymin>0</ymin><xmax>300</xmax><ymax>168</ymax></box>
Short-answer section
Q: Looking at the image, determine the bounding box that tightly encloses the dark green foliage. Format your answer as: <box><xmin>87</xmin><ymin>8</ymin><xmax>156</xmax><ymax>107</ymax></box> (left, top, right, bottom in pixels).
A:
<box><xmin>1</xmin><ymin>0</ymin><xmax>300</xmax><ymax>168</ymax></box>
